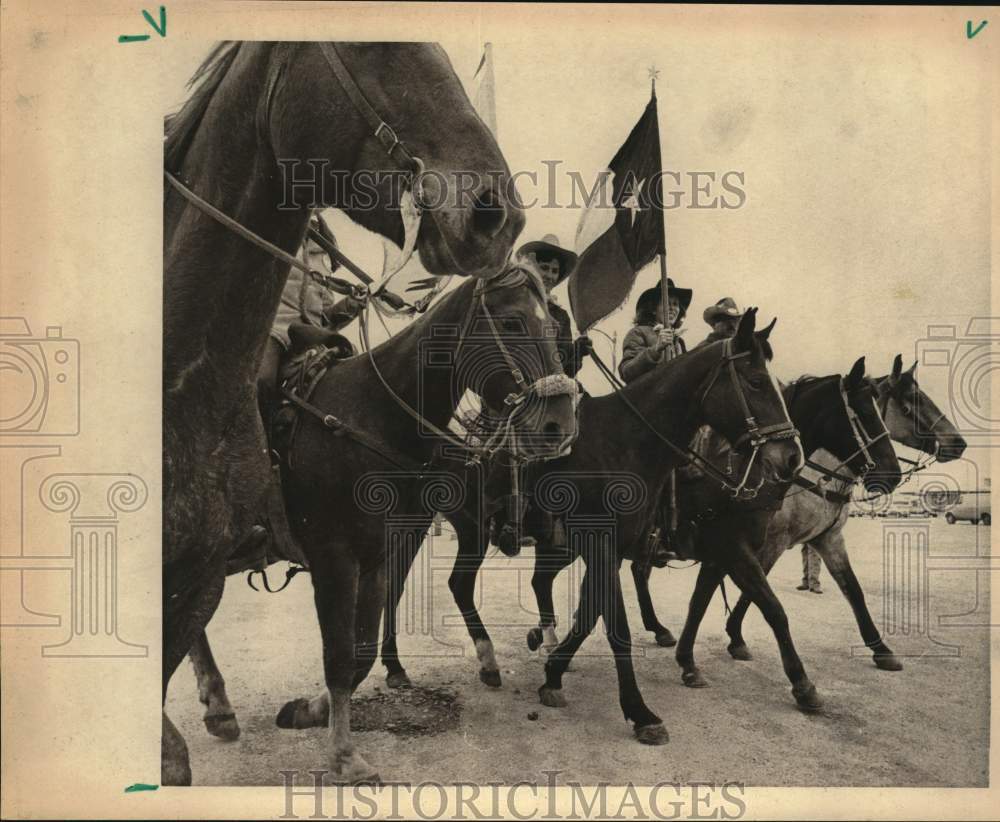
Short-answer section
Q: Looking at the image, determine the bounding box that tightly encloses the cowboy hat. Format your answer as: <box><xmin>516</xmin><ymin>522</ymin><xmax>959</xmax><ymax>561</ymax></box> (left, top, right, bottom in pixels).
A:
<box><xmin>703</xmin><ymin>297</ymin><xmax>744</xmax><ymax>326</ymax></box>
<box><xmin>516</xmin><ymin>234</ymin><xmax>578</xmax><ymax>285</ymax></box>
<box><xmin>636</xmin><ymin>278</ymin><xmax>693</xmax><ymax>314</ymax></box>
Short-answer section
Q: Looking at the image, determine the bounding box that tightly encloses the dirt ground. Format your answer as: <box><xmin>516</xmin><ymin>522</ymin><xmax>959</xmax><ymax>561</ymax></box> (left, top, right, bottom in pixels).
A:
<box><xmin>165</xmin><ymin>517</ymin><xmax>991</xmax><ymax>788</ymax></box>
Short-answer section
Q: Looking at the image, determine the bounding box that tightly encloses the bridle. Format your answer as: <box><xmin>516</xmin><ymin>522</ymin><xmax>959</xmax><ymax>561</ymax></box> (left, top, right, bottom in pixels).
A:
<box><xmin>874</xmin><ymin>375</ymin><xmax>942</xmax><ymax>483</ymax></box>
<box><xmin>787</xmin><ymin>377</ymin><xmax>893</xmax><ymax>504</ymax></box>
<box><xmin>589</xmin><ymin>339</ymin><xmax>800</xmax><ymax>500</ymax></box>
<box><xmin>355</xmin><ymin>266</ymin><xmax>577</xmax><ymax>465</ymax></box>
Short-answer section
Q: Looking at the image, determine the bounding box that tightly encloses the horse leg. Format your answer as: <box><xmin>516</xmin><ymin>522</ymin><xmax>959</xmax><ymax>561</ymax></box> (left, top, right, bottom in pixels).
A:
<box><xmin>381</xmin><ymin>532</ymin><xmax>424</xmax><ymax>689</ymax></box>
<box><xmin>811</xmin><ymin>531</ymin><xmax>902</xmax><ymax>671</ymax></box>
<box><xmin>725</xmin><ymin>541</ymin><xmax>784</xmax><ymax>661</ymax></box>
<box><xmin>162</xmin><ymin>564</ymin><xmax>226</xmax><ymax>786</ymax></box>
<box><xmin>188</xmin><ymin>629</ymin><xmax>240</xmax><ymax>740</ymax></box>
<box><xmin>675</xmin><ymin>563</ymin><xmax>725</xmax><ymax>688</ymax></box>
<box><xmin>528</xmin><ymin>544</ymin><xmax>561</xmax><ymax>654</ymax></box>
<box><xmin>600</xmin><ymin>552</ymin><xmax>668</xmax><ymax>744</ymax></box>
<box><xmin>723</xmin><ymin>538</ymin><xmax>822</xmax><ymax>712</ymax></box>
<box><xmin>538</xmin><ymin>560</ymin><xmax>601</xmax><ymax>708</ymax></box>
<box><xmin>352</xmin><ymin>562</ymin><xmax>388</xmax><ymax>691</ymax></box>
<box><xmin>447</xmin><ymin>521</ymin><xmax>500</xmax><ymax>687</ymax></box>
<box><xmin>630</xmin><ymin>561</ymin><xmax>676</xmax><ymax>647</ymax></box>
<box><xmin>276</xmin><ymin>549</ymin><xmax>378</xmax><ymax>784</ymax></box>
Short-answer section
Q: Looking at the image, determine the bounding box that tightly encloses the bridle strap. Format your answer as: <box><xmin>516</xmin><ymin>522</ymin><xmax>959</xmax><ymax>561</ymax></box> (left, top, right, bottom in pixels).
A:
<box><xmin>317</xmin><ymin>43</ymin><xmax>424</xmax><ymax>175</ymax></box>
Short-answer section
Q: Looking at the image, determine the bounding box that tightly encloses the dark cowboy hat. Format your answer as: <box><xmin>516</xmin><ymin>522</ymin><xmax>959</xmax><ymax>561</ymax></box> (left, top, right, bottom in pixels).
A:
<box><xmin>703</xmin><ymin>297</ymin><xmax>744</xmax><ymax>326</ymax></box>
<box><xmin>516</xmin><ymin>234</ymin><xmax>578</xmax><ymax>285</ymax></box>
<box><xmin>636</xmin><ymin>278</ymin><xmax>693</xmax><ymax>314</ymax></box>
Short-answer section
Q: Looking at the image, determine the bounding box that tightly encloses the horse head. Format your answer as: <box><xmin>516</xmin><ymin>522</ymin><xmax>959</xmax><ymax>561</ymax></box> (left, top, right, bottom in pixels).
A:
<box><xmin>452</xmin><ymin>265</ymin><xmax>577</xmax><ymax>460</ymax></box>
<box><xmin>697</xmin><ymin>309</ymin><xmax>803</xmax><ymax>487</ymax></box>
<box><xmin>878</xmin><ymin>354</ymin><xmax>967</xmax><ymax>462</ymax></box>
<box><xmin>838</xmin><ymin>358</ymin><xmax>902</xmax><ymax>493</ymax></box>
<box><xmin>273</xmin><ymin>42</ymin><xmax>523</xmax><ymax>278</ymax></box>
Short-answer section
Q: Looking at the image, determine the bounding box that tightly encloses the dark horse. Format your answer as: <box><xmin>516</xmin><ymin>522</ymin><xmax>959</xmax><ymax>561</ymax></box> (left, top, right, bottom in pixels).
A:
<box><xmin>658</xmin><ymin>359</ymin><xmax>902</xmax><ymax>694</ymax></box>
<box><xmin>715</xmin><ymin>355</ymin><xmax>965</xmax><ymax>672</ymax></box>
<box><xmin>378</xmin><ymin>310</ymin><xmax>803</xmax><ymax>743</ymax></box>
<box><xmin>163</xmin><ymin>42</ymin><xmax>525</xmax><ymax>785</ymax></box>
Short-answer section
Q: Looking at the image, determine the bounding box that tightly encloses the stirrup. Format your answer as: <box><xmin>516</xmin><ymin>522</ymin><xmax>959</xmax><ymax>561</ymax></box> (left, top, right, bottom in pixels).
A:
<box><xmin>247</xmin><ymin>563</ymin><xmax>308</xmax><ymax>593</ymax></box>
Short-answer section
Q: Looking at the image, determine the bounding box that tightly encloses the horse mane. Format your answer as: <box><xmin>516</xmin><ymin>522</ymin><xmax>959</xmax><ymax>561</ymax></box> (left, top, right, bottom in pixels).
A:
<box><xmin>164</xmin><ymin>41</ymin><xmax>244</xmax><ymax>171</ymax></box>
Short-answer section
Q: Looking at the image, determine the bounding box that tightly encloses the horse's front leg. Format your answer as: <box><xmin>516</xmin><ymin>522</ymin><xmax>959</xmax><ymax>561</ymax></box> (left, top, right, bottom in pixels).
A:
<box><xmin>381</xmin><ymin>526</ymin><xmax>427</xmax><ymax>689</ymax></box>
<box><xmin>811</xmin><ymin>530</ymin><xmax>902</xmax><ymax>671</ymax></box>
<box><xmin>448</xmin><ymin>516</ymin><xmax>499</xmax><ymax>687</ymax></box>
<box><xmin>277</xmin><ymin>545</ymin><xmax>378</xmax><ymax>784</ymax></box>
<box><xmin>600</xmin><ymin>549</ymin><xmax>668</xmax><ymax>745</ymax></box>
<box><xmin>630</xmin><ymin>561</ymin><xmax>676</xmax><ymax>647</ymax></box>
<box><xmin>723</xmin><ymin>537</ymin><xmax>822</xmax><ymax>712</ymax></box>
<box><xmin>527</xmin><ymin>539</ymin><xmax>564</xmax><ymax>654</ymax></box>
<box><xmin>189</xmin><ymin>629</ymin><xmax>240</xmax><ymax>740</ymax></box>
<box><xmin>675</xmin><ymin>562</ymin><xmax>725</xmax><ymax>688</ymax></box>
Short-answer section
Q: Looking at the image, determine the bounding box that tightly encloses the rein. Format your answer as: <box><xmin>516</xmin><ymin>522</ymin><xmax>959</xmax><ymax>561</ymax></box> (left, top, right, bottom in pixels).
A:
<box><xmin>589</xmin><ymin>342</ymin><xmax>799</xmax><ymax>500</ymax></box>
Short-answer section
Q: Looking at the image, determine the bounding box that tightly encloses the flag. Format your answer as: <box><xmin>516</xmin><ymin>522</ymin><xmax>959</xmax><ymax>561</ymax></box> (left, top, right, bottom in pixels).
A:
<box><xmin>472</xmin><ymin>43</ymin><xmax>498</xmax><ymax>140</ymax></box>
<box><xmin>568</xmin><ymin>92</ymin><xmax>665</xmax><ymax>331</ymax></box>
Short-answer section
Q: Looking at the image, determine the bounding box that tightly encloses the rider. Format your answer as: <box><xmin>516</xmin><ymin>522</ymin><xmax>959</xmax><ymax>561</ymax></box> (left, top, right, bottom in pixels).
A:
<box><xmin>619</xmin><ymin>278</ymin><xmax>692</xmax><ymax>382</ymax></box>
<box><xmin>235</xmin><ymin>212</ymin><xmax>364</xmax><ymax>572</ymax></box>
<box><xmin>516</xmin><ymin>233</ymin><xmax>593</xmax><ymax>378</ymax></box>
<box><xmin>257</xmin><ymin>213</ymin><xmax>364</xmax><ymax>420</ymax></box>
<box><xmin>618</xmin><ymin>277</ymin><xmax>693</xmax><ymax>566</ymax></box>
<box><xmin>697</xmin><ymin>297</ymin><xmax>744</xmax><ymax>348</ymax></box>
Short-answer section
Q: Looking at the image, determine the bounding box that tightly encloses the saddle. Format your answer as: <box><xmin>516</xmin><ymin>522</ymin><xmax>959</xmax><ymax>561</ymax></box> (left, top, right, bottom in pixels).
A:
<box><xmin>226</xmin><ymin>323</ymin><xmax>355</xmax><ymax>577</ymax></box>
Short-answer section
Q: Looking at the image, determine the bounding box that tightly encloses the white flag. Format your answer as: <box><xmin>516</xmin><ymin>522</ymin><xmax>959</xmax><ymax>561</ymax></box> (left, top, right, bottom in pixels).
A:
<box><xmin>473</xmin><ymin>43</ymin><xmax>498</xmax><ymax>140</ymax></box>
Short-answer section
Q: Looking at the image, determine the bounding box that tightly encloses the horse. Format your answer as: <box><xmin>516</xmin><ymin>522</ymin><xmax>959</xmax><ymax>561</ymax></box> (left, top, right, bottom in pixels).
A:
<box><xmin>163</xmin><ymin>41</ymin><xmax>524</xmax><ymax>785</ymax></box>
<box><xmin>191</xmin><ymin>261</ymin><xmax>578</xmax><ymax>783</ymax></box>
<box><xmin>719</xmin><ymin>354</ymin><xmax>966</xmax><ymax>670</ymax></box>
<box><xmin>376</xmin><ymin>309</ymin><xmax>803</xmax><ymax>743</ymax></box>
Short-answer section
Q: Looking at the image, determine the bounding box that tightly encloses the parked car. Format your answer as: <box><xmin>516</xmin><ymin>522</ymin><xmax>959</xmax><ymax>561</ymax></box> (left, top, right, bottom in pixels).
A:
<box><xmin>943</xmin><ymin>491</ymin><xmax>991</xmax><ymax>525</ymax></box>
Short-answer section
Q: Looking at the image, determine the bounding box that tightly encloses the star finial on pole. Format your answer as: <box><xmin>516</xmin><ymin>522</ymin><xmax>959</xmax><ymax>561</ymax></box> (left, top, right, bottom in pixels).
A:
<box><xmin>648</xmin><ymin>64</ymin><xmax>660</xmax><ymax>97</ymax></box>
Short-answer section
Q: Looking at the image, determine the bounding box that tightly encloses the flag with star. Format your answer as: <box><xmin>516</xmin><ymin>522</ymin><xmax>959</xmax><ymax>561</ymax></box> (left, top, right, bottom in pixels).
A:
<box><xmin>568</xmin><ymin>87</ymin><xmax>666</xmax><ymax>331</ymax></box>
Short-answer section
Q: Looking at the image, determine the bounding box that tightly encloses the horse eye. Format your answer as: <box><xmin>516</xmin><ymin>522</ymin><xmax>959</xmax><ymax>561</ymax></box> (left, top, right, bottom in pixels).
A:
<box><xmin>501</xmin><ymin>318</ymin><xmax>525</xmax><ymax>333</ymax></box>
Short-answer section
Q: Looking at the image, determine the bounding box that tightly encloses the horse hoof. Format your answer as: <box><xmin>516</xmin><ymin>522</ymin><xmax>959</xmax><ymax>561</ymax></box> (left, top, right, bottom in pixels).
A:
<box><xmin>634</xmin><ymin>723</ymin><xmax>670</xmax><ymax>745</ymax></box>
<box><xmin>792</xmin><ymin>683</ymin><xmax>823</xmax><ymax>712</ymax></box>
<box><xmin>538</xmin><ymin>686</ymin><xmax>566</xmax><ymax>708</ymax></box>
<box><xmin>727</xmin><ymin>642</ymin><xmax>752</xmax><ymax>661</ymax></box>
<box><xmin>527</xmin><ymin>627</ymin><xmax>543</xmax><ymax>651</ymax></box>
<box><xmin>332</xmin><ymin>751</ymin><xmax>380</xmax><ymax>786</ymax></box>
<box><xmin>655</xmin><ymin>630</ymin><xmax>677</xmax><ymax>648</ymax></box>
<box><xmin>386</xmin><ymin>671</ymin><xmax>412</xmax><ymax>689</ymax></box>
<box><xmin>276</xmin><ymin>697</ymin><xmax>320</xmax><ymax>729</ymax></box>
<box><xmin>874</xmin><ymin>653</ymin><xmax>903</xmax><ymax>671</ymax></box>
<box><xmin>479</xmin><ymin>668</ymin><xmax>502</xmax><ymax>688</ymax></box>
<box><xmin>681</xmin><ymin>668</ymin><xmax>709</xmax><ymax>688</ymax></box>
<box><xmin>204</xmin><ymin>712</ymin><xmax>240</xmax><ymax>741</ymax></box>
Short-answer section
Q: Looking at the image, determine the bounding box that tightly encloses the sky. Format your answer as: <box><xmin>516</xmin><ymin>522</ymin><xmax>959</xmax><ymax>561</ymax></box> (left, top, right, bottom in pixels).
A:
<box><xmin>161</xmin><ymin>13</ymin><xmax>992</xmax><ymax>486</ymax></box>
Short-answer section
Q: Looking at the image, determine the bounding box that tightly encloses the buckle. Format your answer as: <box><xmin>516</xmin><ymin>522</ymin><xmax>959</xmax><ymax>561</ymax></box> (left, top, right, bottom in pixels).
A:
<box><xmin>374</xmin><ymin>122</ymin><xmax>401</xmax><ymax>155</ymax></box>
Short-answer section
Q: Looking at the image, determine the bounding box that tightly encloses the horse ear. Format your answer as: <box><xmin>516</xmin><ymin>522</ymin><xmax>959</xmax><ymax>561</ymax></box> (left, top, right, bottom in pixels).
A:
<box><xmin>735</xmin><ymin>307</ymin><xmax>757</xmax><ymax>351</ymax></box>
<box><xmin>907</xmin><ymin>360</ymin><xmax>918</xmax><ymax>376</ymax></box>
<box><xmin>891</xmin><ymin>354</ymin><xmax>903</xmax><ymax>380</ymax></box>
<box><xmin>846</xmin><ymin>356</ymin><xmax>866</xmax><ymax>390</ymax></box>
<box><xmin>756</xmin><ymin>316</ymin><xmax>777</xmax><ymax>340</ymax></box>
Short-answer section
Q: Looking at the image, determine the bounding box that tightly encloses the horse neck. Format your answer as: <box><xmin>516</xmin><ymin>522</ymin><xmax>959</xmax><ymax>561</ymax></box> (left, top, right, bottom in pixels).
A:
<box><xmin>577</xmin><ymin>343</ymin><xmax>722</xmax><ymax>483</ymax></box>
<box><xmin>785</xmin><ymin>378</ymin><xmax>838</xmax><ymax>458</ymax></box>
<box><xmin>163</xmin><ymin>44</ymin><xmax>307</xmax><ymax>402</ymax></box>
<box><xmin>361</xmin><ymin>280</ymin><xmax>479</xmax><ymax>432</ymax></box>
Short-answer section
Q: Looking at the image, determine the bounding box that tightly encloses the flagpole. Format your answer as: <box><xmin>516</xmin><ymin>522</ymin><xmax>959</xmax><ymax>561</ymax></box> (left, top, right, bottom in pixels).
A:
<box><xmin>650</xmin><ymin>66</ymin><xmax>679</xmax><ymax>537</ymax></box>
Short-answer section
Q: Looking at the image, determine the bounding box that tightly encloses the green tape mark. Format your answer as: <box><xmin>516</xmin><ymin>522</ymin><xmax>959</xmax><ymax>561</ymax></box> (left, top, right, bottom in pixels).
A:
<box><xmin>124</xmin><ymin>783</ymin><xmax>159</xmax><ymax>793</ymax></box>
<box><xmin>118</xmin><ymin>34</ymin><xmax>151</xmax><ymax>43</ymax></box>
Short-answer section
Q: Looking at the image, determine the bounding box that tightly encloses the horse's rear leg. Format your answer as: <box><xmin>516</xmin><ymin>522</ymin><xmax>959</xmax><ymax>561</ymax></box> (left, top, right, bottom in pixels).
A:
<box><xmin>277</xmin><ymin>551</ymin><xmax>378</xmax><ymax>784</ymax></box>
<box><xmin>447</xmin><ymin>521</ymin><xmax>498</xmax><ymax>687</ymax></box>
<box><xmin>189</xmin><ymin>629</ymin><xmax>240</xmax><ymax>740</ymax></box>
<box><xmin>162</xmin><ymin>712</ymin><xmax>192</xmax><ymax>786</ymax></box>
<box><xmin>538</xmin><ymin>562</ymin><xmax>600</xmax><ymax>708</ymax></box>
<box><xmin>381</xmin><ymin>532</ymin><xmax>425</xmax><ymax>689</ymax></box>
<box><xmin>528</xmin><ymin>543</ymin><xmax>562</xmax><ymax>654</ymax></box>
<box><xmin>675</xmin><ymin>563</ymin><xmax>725</xmax><ymax>688</ymax></box>
<box><xmin>812</xmin><ymin>531</ymin><xmax>902</xmax><ymax>671</ymax></box>
<box><xmin>630</xmin><ymin>561</ymin><xmax>676</xmax><ymax>647</ymax></box>
<box><xmin>724</xmin><ymin>539</ymin><xmax>822</xmax><ymax>711</ymax></box>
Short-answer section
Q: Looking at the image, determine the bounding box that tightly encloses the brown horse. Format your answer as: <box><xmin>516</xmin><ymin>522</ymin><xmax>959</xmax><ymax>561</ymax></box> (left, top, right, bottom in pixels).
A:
<box><xmin>163</xmin><ymin>42</ymin><xmax>524</xmax><ymax>785</ymax></box>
